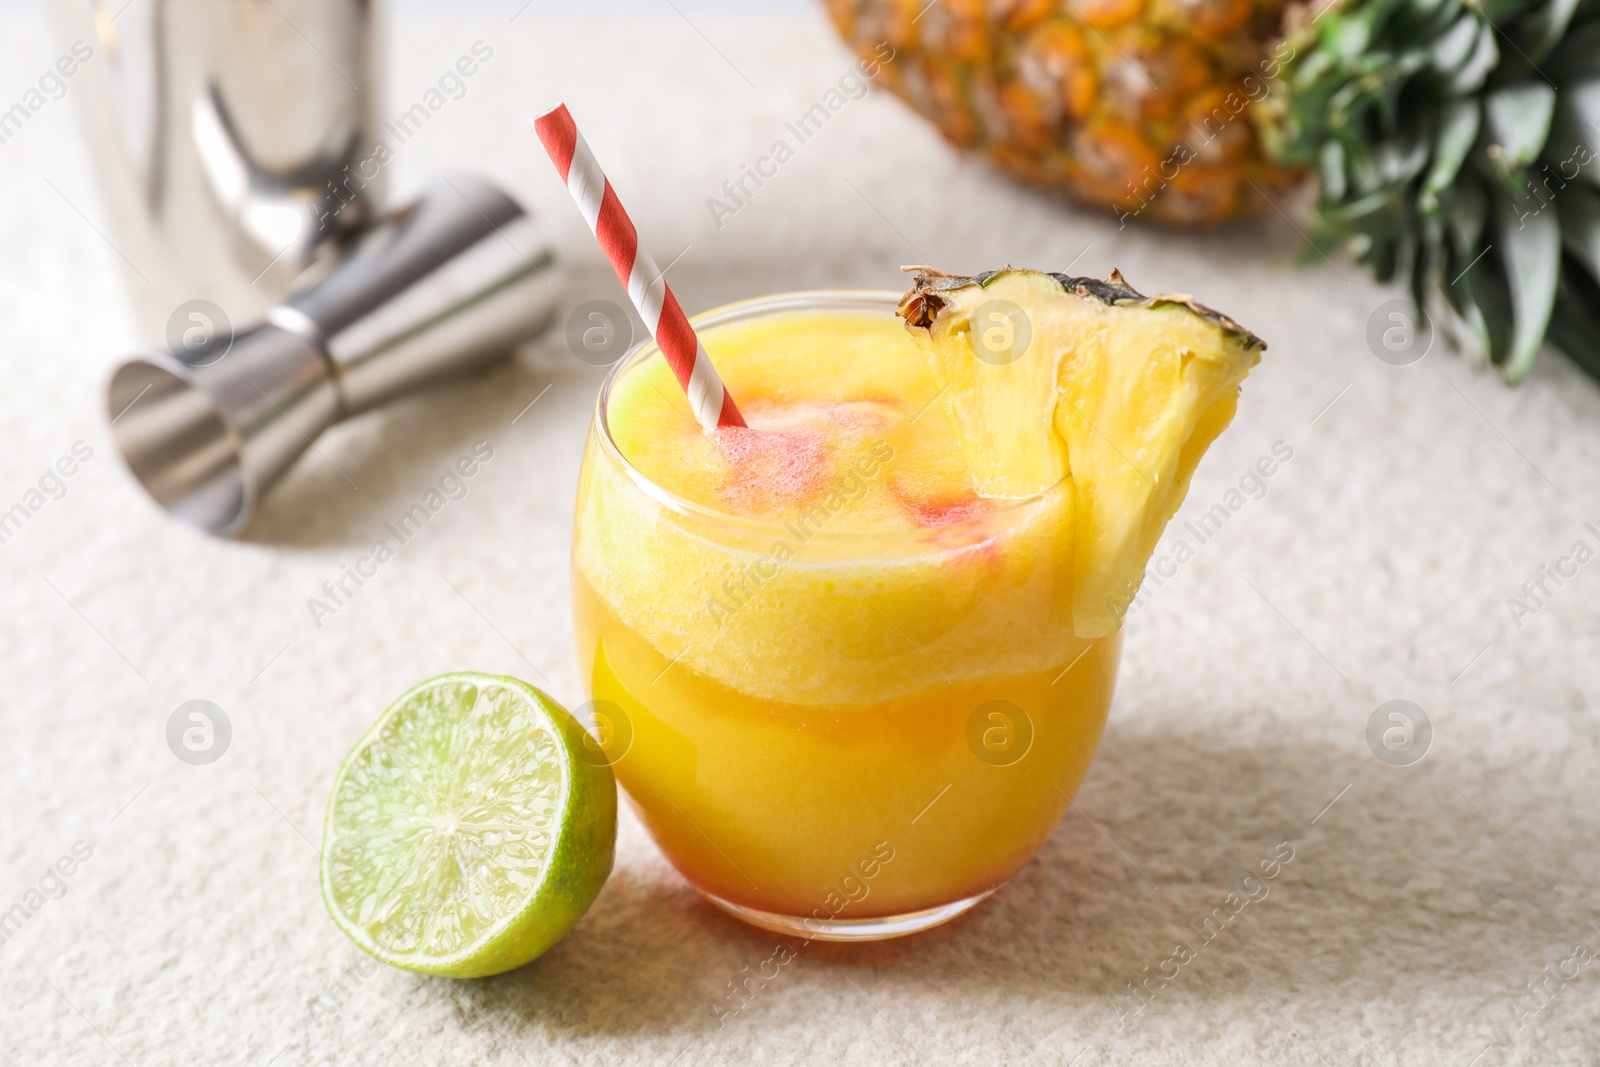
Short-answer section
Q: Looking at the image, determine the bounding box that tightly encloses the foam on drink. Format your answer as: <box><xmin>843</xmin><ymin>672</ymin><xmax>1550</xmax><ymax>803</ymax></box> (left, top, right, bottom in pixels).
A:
<box><xmin>606</xmin><ymin>309</ymin><xmax>996</xmax><ymax>532</ymax></box>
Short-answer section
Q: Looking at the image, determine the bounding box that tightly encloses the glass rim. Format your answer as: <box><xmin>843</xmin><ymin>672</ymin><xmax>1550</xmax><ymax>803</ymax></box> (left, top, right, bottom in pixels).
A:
<box><xmin>590</xmin><ymin>288</ymin><xmax>1058</xmax><ymax>542</ymax></box>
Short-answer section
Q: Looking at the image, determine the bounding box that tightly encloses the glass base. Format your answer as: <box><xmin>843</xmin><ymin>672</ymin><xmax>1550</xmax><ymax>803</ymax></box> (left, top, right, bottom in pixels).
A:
<box><xmin>700</xmin><ymin>888</ymin><xmax>995</xmax><ymax>942</ymax></box>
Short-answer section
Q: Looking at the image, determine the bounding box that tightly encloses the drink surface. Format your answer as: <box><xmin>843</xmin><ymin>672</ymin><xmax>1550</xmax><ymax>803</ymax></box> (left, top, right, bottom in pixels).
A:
<box><xmin>607</xmin><ymin>308</ymin><xmax>997</xmax><ymax>532</ymax></box>
<box><xmin>572</xmin><ymin>302</ymin><xmax>1118</xmax><ymax>920</ymax></box>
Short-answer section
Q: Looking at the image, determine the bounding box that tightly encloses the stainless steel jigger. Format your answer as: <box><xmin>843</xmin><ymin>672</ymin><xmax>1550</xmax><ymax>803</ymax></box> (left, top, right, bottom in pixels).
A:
<box><xmin>106</xmin><ymin>173</ymin><xmax>557</xmax><ymax>534</ymax></box>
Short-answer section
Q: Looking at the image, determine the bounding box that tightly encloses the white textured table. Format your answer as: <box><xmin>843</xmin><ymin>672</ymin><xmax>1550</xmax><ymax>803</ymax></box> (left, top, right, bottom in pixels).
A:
<box><xmin>3</xmin><ymin>4</ymin><xmax>1599</xmax><ymax>1065</ymax></box>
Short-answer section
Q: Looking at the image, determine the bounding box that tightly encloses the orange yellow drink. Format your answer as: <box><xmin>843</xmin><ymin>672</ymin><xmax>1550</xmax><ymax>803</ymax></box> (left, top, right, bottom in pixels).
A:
<box><xmin>571</xmin><ymin>293</ymin><xmax>1120</xmax><ymax>938</ymax></box>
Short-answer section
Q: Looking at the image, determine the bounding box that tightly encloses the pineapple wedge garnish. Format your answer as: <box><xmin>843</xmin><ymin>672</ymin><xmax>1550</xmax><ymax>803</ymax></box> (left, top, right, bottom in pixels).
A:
<box><xmin>899</xmin><ymin>267</ymin><xmax>1265</xmax><ymax>638</ymax></box>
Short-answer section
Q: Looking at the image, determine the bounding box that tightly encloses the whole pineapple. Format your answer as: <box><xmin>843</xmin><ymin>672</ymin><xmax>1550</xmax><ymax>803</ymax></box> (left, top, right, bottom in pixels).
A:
<box><xmin>827</xmin><ymin>0</ymin><xmax>1600</xmax><ymax>381</ymax></box>
<box><xmin>825</xmin><ymin>0</ymin><xmax>1302</xmax><ymax>223</ymax></box>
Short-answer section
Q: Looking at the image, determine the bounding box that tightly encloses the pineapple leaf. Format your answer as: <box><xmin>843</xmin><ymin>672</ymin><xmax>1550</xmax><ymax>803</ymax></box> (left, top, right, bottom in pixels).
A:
<box><xmin>1556</xmin><ymin>184</ymin><xmax>1600</xmax><ymax>277</ymax></box>
<box><xmin>1546</xmin><ymin>98</ymin><xmax>1600</xmax><ymax>190</ymax></box>
<box><xmin>1438</xmin><ymin>255</ymin><xmax>1494</xmax><ymax>360</ymax></box>
<box><xmin>1466</xmin><ymin>253</ymin><xmax>1516</xmax><ymax>362</ymax></box>
<box><xmin>1368</xmin><ymin>233</ymin><xmax>1404</xmax><ymax>279</ymax></box>
<box><xmin>1484</xmin><ymin>83</ymin><xmax>1558</xmax><ymax>168</ymax></box>
<box><xmin>1321</xmin><ymin>140</ymin><xmax>1350</xmax><ymax>199</ymax></box>
<box><xmin>1327</xmin><ymin>11</ymin><xmax>1378</xmax><ymax>60</ymax></box>
<box><xmin>1494</xmin><ymin>192</ymin><xmax>1563</xmax><ymax>380</ymax></box>
<box><xmin>1430</xmin><ymin>12</ymin><xmax>1484</xmax><ymax>70</ymax></box>
<box><xmin>1413</xmin><ymin>216</ymin><xmax>1444</xmax><ymax>309</ymax></box>
<box><xmin>1382</xmin><ymin>139</ymin><xmax>1434</xmax><ymax>184</ymax></box>
<box><xmin>1323</xmin><ymin>186</ymin><xmax>1411</xmax><ymax>226</ymax></box>
<box><xmin>1516</xmin><ymin>0</ymin><xmax>1583</xmax><ymax>62</ymax></box>
<box><xmin>1545</xmin><ymin>21</ymin><xmax>1600</xmax><ymax>81</ymax></box>
<box><xmin>1449</xmin><ymin>175</ymin><xmax>1491</xmax><ymax>253</ymax></box>
<box><xmin>1443</xmin><ymin>19</ymin><xmax>1500</xmax><ymax>93</ymax></box>
<box><xmin>1554</xmin><ymin>82</ymin><xmax>1600</xmax><ymax>153</ymax></box>
<box><xmin>1420</xmin><ymin>100</ymin><xmax>1483</xmax><ymax>213</ymax></box>
<box><xmin>1475</xmin><ymin>0</ymin><xmax>1530</xmax><ymax>26</ymax></box>
<box><xmin>1413</xmin><ymin>0</ymin><xmax>1469</xmax><ymax>36</ymax></box>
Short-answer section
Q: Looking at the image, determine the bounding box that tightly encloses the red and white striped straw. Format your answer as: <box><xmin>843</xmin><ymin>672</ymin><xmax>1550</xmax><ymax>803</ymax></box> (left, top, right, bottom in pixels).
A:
<box><xmin>533</xmin><ymin>103</ymin><xmax>745</xmax><ymax>430</ymax></box>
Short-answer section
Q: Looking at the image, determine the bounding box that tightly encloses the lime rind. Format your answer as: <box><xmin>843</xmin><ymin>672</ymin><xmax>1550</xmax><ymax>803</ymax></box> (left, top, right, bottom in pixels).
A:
<box><xmin>320</xmin><ymin>673</ymin><xmax>616</xmax><ymax>978</ymax></box>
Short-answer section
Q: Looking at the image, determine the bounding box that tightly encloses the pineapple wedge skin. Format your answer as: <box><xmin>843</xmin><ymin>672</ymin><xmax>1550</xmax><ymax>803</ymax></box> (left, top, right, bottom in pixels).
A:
<box><xmin>900</xmin><ymin>267</ymin><xmax>1264</xmax><ymax>638</ymax></box>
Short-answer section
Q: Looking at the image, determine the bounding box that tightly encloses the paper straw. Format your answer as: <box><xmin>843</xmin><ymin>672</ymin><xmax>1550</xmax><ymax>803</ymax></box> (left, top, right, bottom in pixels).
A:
<box><xmin>533</xmin><ymin>103</ymin><xmax>745</xmax><ymax>430</ymax></box>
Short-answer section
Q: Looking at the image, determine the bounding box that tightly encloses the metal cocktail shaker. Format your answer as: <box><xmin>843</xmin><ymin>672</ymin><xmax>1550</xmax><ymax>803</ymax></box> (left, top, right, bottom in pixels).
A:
<box><xmin>59</xmin><ymin>0</ymin><xmax>564</xmax><ymax>532</ymax></box>
<box><xmin>54</xmin><ymin>0</ymin><xmax>386</xmax><ymax>337</ymax></box>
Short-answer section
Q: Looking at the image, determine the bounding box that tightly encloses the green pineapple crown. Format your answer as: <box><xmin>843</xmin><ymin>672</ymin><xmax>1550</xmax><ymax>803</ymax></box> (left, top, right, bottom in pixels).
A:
<box><xmin>1270</xmin><ymin>0</ymin><xmax>1600</xmax><ymax>382</ymax></box>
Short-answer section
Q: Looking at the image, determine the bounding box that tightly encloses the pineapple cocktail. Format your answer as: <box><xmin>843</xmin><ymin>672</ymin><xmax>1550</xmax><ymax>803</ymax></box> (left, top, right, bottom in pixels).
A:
<box><xmin>572</xmin><ymin>277</ymin><xmax>1262</xmax><ymax>939</ymax></box>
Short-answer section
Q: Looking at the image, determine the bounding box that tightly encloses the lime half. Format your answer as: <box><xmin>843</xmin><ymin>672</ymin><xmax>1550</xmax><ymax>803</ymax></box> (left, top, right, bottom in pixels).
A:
<box><xmin>320</xmin><ymin>673</ymin><xmax>616</xmax><ymax>978</ymax></box>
